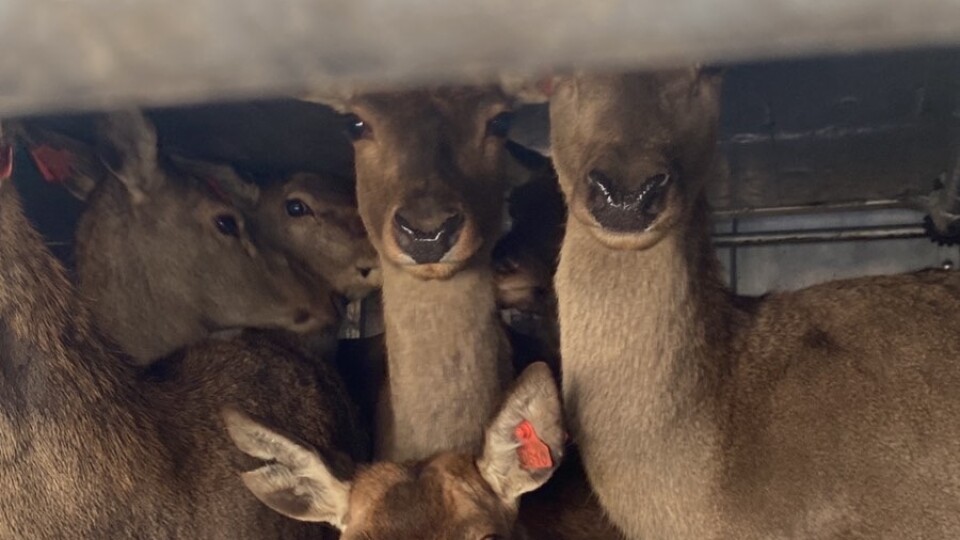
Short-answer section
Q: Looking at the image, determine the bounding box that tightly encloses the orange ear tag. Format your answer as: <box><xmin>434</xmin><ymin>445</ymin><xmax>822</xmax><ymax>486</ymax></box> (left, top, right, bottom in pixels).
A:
<box><xmin>0</xmin><ymin>143</ymin><xmax>12</xmax><ymax>180</ymax></box>
<box><xmin>29</xmin><ymin>145</ymin><xmax>74</xmax><ymax>183</ymax></box>
<box><xmin>514</xmin><ymin>420</ymin><xmax>553</xmax><ymax>470</ymax></box>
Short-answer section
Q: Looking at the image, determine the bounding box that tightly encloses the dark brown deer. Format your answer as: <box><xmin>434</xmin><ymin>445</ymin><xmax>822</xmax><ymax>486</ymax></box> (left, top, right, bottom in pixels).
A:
<box><xmin>19</xmin><ymin>112</ymin><xmax>335</xmax><ymax>364</ymax></box>
<box><xmin>223</xmin><ymin>361</ymin><xmax>565</xmax><ymax>540</ymax></box>
<box><xmin>532</xmin><ymin>68</ymin><xmax>960</xmax><ymax>539</ymax></box>
<box><xmin>311</xmin><ymin>86</ymin><xmax>520</xmax><ymax>462</ymax></box>
<box><xmin>0</xmin><ymin>131</ymin><xmax>364</xmax><ymax>538</ymax></box>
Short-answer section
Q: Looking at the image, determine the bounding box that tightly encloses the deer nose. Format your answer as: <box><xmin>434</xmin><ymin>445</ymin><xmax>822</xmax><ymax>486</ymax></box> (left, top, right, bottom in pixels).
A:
<box><xmin>586</xmin><ymin>168</ymin><xmax>673</xmax><ymax>232</ymax></box>
<box><xmin>392</xmin><ymin>206</ymin><xmax>466</xmax><ymax>264</ymax></box>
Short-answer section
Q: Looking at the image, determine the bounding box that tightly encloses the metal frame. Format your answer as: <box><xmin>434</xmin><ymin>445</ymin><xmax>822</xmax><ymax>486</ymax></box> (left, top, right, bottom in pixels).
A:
<box><xmin>2</xmin><ymin>0</ymin><xmax>960</xmax><ymax>115</ymax></box>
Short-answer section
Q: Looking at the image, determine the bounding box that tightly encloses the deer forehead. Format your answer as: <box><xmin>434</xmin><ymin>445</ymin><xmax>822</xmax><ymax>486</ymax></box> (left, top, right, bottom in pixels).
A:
<box><xmin>353</xmin><ymin>90</ymin><xmax>509</xmax><ymax>134</ymax></box>
<box><xmin>349</xmin><ymin>455</ymin><xmax>508</xmax><ymax>532</ymax></box>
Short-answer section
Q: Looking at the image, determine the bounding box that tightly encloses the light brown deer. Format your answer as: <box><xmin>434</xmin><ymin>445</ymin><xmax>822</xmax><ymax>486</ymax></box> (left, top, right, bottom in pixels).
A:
<box><xmin>532</xmin><ymin>68</ymin><xmax>960</xmax><ymax>539</ymax></box>
<box><xmin>313</xmin><ymin>86</ymin><xmax>519</xmax><ymax>462</ymax></box>
<box><xmin>19</xmin><ymin>112</ymin><xmax>336</xmax><ymax>364</ymax></box>
<box><xmin>223</xmin><ymin>361</ymin><xmax>565</xmax><ymax>540</ymax></box>
<box><xmin>255</xmin><ymin>171</ymin><xmax>381</xmax><ymax>303</ymax></box>
<box><xmin>0</xmin><ymin>129</ymin><xmax>366</xmax><ymax>538</ymax></box>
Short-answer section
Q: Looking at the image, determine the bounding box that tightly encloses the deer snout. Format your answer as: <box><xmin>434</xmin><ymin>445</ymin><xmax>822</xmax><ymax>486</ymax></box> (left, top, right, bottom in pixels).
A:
<box><xmin>586</xmin><ymin>168</ymin><xmax>673</xmax><ymax>232</ymax></box>
<box><xmin>392</xmin><ymin>204</ymin><xmax>466</xmax><ymax>264</ymax></box>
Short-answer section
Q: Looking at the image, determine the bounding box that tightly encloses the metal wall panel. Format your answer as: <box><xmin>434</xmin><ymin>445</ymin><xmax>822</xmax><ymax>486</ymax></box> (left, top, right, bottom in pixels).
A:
<box><xmin>2</xmin><ymin>1</ymin><xmax>960</xmax><ymax>114</ymax></box>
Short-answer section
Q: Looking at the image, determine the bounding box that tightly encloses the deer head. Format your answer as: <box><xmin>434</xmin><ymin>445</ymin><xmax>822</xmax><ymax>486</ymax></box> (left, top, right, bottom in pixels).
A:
<box><xmin>312</xmin><ymin>86</ymin><xmax>519</xmax><ymax>280</ymax></box>
<box><xmin>513</xmin><ymin>68</ymin><xmax>723</xmax><ymax>250</ymax></box>
<box><xmin>256</xmin><ymin>172</ymin><xmax>381</xmax><ymax>302</ymax></box>
<box><xmin>21</xmin><ymin>111</ymin><xmax>336</xmax><ymax>360</ymax></box>
<box><xmin>223</xmin><ymin>362</ymin><xmax>564</xmax><ymax>540</ymax></box>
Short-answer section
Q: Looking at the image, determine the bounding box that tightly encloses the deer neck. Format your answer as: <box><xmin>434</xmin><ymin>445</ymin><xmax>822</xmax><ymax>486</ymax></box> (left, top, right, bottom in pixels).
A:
<box><xmin>378</xmin><ymin>261</ymin><xmax>511</xmax><ymax>461</ymax></box>
<box><xmin>556</xmin><ymin>194</ymin><xmax>733</xmax><ymax>530</ymax></box>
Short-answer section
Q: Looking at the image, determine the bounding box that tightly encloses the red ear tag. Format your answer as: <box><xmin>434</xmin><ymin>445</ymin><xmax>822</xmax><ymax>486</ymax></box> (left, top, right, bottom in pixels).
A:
<box><xmin>0</xmin><ymin>143</ymin><xmax>11</xmax><ymax>180</ymax></box>
<box><xmin>29</xmin><ymin>145</ymin><xmax>74</xmax><ymax>183</ymax></box>
<box><xmin>514</xmin><ymin>420</ymin><xmax>553</xmax><ymax>470</ymax></box>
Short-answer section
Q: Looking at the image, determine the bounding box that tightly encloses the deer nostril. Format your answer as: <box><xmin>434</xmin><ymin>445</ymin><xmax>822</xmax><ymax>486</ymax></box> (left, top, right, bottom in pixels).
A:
<box><xmin>392</xmin><ymin>209</ymin><xmax>466</xmax><ymax>264</ymax></box>
<box><xmin>585</xmin><ymin>167</ymin><xmax>675</xmax><ymax>232</ymax></box>
<box><xmin>587</xmin><ymin>169</ymin><xmax>616</xmax><ymax>199</ymax></box>
<box><xmin>437</xmin><ymin>214</ymin><xmax>464</xmax><ymax>239</ymax></box>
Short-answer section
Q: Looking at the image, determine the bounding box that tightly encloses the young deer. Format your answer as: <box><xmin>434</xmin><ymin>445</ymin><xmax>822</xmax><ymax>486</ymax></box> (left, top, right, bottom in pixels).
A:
<box><xmin>19</xmin><ymin>112</ymin><xmax>336</xmax><ymax>364</ymax></box>
<box><xmin>255</xmin><ymin>171</ymin><xmax>381</xmax><ymax>303</ymax></box>
<box><xmin>223</xmin><ymin>361</ymin><xmax>564</xmax><ymax>540</ymax></box>
<box><xmin>533</xmin><ymin>69</ymin><xmax>960</xmax><ymax>538</ymax></box>
<box><xmin>312</xmin><ymin>86</ymin><xmax>519</xmax><ymax>461</ymax></box>
<box><xmin>0</xmin><ymin>129</ymin><xmax>365</xmax><ymax>538</ymax></box>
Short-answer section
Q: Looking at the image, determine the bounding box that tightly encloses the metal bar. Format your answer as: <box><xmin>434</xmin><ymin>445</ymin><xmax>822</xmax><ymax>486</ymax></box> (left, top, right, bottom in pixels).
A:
<box><xmin>713</xmin><ymin>199</ymin><xmax>909</xmax><ymax>219</ymax></box>
<box><xmin>713</xmin><ymin>224</ymin><xmax>928</xmax><ymax>247</ymax></box>
<box><xmin>2</xmin><ymin>1</ymin><xmax>960</xmax><ymax>115</ymax></box>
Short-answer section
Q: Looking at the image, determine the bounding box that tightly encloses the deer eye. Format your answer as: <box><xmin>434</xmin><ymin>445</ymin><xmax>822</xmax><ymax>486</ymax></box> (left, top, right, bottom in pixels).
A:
<box><xmin>344</xmin><ymin>113</ymin><xmax>372</xmax><ymax>141</ymax></box>
<box><xmin>214</xmin><ymin>214</ymin><xmax>240</xmax><ymax>237</ymax></box>
<box><xmin>285</xmin><ymin>198</ymin><xmax>313</xmax><ymax>218</ymax></box>
<box><xmin>486</xmin><ymin>111</ymin><xmax>515</xmax><ymax>138</ymax></box>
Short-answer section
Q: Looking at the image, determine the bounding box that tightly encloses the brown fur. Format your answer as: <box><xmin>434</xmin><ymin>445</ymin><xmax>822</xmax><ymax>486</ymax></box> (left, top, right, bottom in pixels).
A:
<box><xmin>0</xmin><ymin>147</ymin><xmax>363</xmax><ymax>538</ymax></box>
<box><xmin>333</xmin><ymin>87</ymin><xmax>516</xmax><ymax>461</ymax></box>
<box><xmin>546</xmin><ymin>69</ymin><xmax>960</xmax><ymax>539</ymax></box>
<box><xmin>22</xmin><ymin>113</ymin><xmax>334</xmax><ymax>364</ymax></box>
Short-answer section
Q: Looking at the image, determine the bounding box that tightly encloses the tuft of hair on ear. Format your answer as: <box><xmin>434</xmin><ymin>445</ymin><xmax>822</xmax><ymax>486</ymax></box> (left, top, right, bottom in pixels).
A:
<box><xmin>96</xmin><ymin>109</ymin><xmax>163</xmax><ymax>202</ymax></box>
<box><xmin>478</xmin><ymin>361</ymin><xmax>565</xmax><ymax>504</ymax></box>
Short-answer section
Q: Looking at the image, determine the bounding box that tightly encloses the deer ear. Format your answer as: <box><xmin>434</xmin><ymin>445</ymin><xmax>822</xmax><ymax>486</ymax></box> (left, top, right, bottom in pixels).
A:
<box><xmin>505</xmin><ymin>140</ymin><xmax>551</xmax><ymax>187</ymax></box>
<box><xmin>168</xmin><ymin>155</ymin><xmax>261</xmax><ymax>210</ymax></box>
<box><xmin>500</xmin><ymin>74</ymin><xmax>557</xmax><ymax>104</ymax></box>
<box><xmin>97</xmin><ymin>110</ymin><xmax>162</xmax><ymax>203</ymax></box>
<box><xmin>693</xmin><ymin>64</ymin><xmax>725</xmax><ymax>97</ymax></box>
<box><xmin>0</xmin><ymin>125</ymin><xmax>12</xmax><ymax>182</ymax></box>
<box><xmin>221</xmin><ymin>407</ymin><xmax>352</xmax><ymax>530</ymax></box>
<box><xmin>478</xmin><ymin>362</ymin><xmax>564</xmax><ymax>504</ymax></box>
<box><xmin>17</xmin><ymin>123</ymin><xmax>106</xmax><ymax>201</ymax></box>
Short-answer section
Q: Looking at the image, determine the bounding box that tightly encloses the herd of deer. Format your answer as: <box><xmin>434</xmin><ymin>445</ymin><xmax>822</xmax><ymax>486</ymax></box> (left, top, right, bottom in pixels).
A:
<box><xmin>1</xmin><ymin>66</ymin><xmax>959</xmax><ymax>540</ymax></box>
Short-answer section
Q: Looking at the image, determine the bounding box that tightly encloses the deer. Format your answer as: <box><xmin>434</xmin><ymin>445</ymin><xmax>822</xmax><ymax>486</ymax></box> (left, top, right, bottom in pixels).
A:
<box><xmin>223</xmin><ymin>361</ymin><xmax>567</xmax><ymax>540</ymax></box>
<box><xmin>493</xmin><ymin>142</ymin><xmax>565</xmax><ymax>376</ymax></box>
<box><xmin>522</xmin><ymin>68</ymin><xmax>960</xmax><ymax>539</ymax></box>
<box><xmin>18</xmin><ymin>112</ymin><xmax>347</xmax><ymax>365</ymax></box>
<box><xmin>254</xmin><ymin>171</ymin><xmax>381</xmax><ymax>304</ymax></box>
<box><xmin>0</xmin><ymin>126</ymin><xmax>366</xmax><ymax>538</ymax></box>
<box><xmin>308</xmin><ymin>86</ymin><xmax>520</xmax><ymax>463</ymax></box>
<box><xmin>305</xmin><ymin>87</ymin><xmax>622</xmax><ymax>540</ymax></box>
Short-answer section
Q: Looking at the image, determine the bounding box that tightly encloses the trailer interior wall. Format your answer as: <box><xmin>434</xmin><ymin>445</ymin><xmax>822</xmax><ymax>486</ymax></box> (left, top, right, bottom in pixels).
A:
<box><xmin>2</xmin><ymin>0</ymin><xmax>960</xmax><ymax>114</ymax></box>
